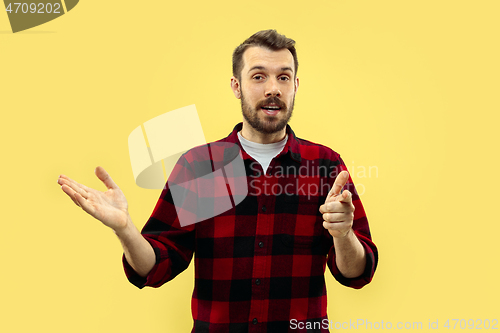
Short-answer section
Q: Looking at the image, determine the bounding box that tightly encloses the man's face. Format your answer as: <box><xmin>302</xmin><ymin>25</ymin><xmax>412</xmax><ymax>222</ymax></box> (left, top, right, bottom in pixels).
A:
<box><xmin>231</xmin><ymin>46</ymin><xmax>299</xmax><ymax>135</ymax></box>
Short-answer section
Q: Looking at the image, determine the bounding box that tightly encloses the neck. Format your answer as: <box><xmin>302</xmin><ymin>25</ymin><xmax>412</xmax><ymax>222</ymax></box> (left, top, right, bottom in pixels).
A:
<box><xmin>240</xmin><ymin>121</ymin><xmax>287</xmax><ymax>144</ymax></box>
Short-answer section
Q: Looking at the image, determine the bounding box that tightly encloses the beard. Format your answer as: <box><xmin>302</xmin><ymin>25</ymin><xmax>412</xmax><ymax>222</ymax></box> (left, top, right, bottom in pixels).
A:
<box><xmin>240</xmin><ymin>93</ymin><xmax>295</xmax><ymax>135</ymax></box>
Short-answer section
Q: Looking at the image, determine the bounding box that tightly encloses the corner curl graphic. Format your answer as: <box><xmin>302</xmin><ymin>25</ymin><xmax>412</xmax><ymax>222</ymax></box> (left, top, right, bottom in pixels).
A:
<box><xmin>128</xmin><ymin>105</ymin><xmax>206</xmax><ymax>189</ymax></box>
<box><xmin>4</xmin><ymin>1</ymin><xmax>79</xmax><ymax>33</ymax></box>
<box><xmin>128</xmin><ymin>105</ymin><xmax>248</xmax><ymax>226</ymax></box>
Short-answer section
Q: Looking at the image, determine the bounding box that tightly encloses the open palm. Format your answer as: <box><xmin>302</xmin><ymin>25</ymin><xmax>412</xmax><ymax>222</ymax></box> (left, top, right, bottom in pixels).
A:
<box><xmin>58</xmin><ymin>166</ymin><xmax>129</xmax><ymax>231</ymax></box>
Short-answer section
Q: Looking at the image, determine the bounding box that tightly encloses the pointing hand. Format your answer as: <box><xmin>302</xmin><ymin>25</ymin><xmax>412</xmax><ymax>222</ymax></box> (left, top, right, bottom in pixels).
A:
<box><xmin>319</xmin><ymin>170</ymin><xmax>355</xmax><ymax>238</ymax></box>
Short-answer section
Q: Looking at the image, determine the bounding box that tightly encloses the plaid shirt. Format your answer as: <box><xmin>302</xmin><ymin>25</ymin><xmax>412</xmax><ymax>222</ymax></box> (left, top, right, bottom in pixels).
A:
<box><xmin>123</xmin><ymin>123</ymin><xmax>378</xmax><ymax>333</ymax></box>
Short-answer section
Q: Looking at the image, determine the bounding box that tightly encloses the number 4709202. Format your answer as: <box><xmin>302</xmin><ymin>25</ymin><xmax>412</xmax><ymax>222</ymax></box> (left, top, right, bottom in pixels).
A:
<box><xmin>5</xmin><ymin>3</ymin><xmax>62</xmax><ymax>14</ymax></box>
<box><xmin>443</xmin><ymin>319</ymin><xmax>498</xmax><ymax>329</ymax></box>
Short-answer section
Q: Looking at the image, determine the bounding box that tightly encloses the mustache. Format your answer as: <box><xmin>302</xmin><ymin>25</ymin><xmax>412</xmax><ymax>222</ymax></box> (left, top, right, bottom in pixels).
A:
<box><xmin>256</xmin><ymin>97</ymin><xmax>287</xmax><ymax>109</ymax></box>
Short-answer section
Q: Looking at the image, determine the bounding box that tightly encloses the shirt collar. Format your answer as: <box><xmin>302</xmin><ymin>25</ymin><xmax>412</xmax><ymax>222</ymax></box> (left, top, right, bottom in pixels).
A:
<box><xmin>222</xmin><ymin>122</ymin><xmax>302</xmax><ymax>163</ymax></box>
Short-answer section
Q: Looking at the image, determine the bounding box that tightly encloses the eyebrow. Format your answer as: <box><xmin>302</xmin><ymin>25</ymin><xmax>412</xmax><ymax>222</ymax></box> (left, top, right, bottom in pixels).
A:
<box><xmin>248</xmin><ymin>66</ymin><xmax>294</xmax><ymax>74</ymax></box>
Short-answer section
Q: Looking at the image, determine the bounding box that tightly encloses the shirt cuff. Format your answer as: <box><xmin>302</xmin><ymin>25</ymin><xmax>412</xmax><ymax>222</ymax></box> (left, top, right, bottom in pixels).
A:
<box><xmin>328</xmin><ymin>232</ymin><xmax>378</xmax><ymax>289</ymax></box>
<box><xmin>122</xmin><ymin>238</ymin><xmax>164</xmax><ymax>289</ymax></box>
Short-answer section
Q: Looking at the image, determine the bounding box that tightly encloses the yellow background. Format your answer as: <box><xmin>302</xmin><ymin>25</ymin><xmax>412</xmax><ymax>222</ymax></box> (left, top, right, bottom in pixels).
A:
<box><xmin>1</xmin><ymin>0</ymin><xmax>499</xmax><ymax>332</ymax></box>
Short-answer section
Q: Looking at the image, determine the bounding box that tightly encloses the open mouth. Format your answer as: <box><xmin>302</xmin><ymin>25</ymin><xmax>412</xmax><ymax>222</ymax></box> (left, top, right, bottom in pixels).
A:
<box><xmin>260</xmin><ymin>105</ymin><xmax>282</xmax><ymax>116</ymax></box>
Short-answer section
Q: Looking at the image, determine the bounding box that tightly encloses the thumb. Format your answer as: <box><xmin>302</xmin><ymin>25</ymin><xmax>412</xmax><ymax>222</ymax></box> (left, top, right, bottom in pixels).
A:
<box><xmin>95</xmin><ymin>166</ymin><xmax>118</xmax><ymax>190</ymax></box>
<box><xmin>338</xmin><ymin>189</ymin><xmax>352</xmax><ymax>203</ymax></box>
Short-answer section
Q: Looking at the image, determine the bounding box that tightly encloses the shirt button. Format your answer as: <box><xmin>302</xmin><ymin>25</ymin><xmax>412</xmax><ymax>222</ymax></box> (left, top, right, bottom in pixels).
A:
<box><xmin>252</xmin><ymin>318</ymin><xmax>258</xmax><ymax>325</ymax></box>
<box><xmin>258</xmin><ymin>241</ymin><xmax>264</xmax><ymax>248</ymax></box>
<box><xmin>255</xmin><ymin>278</ymin><xmax>261</xmax><ymax>285</ymax></box>
<box><xmin>261</xmin><ymin>206</ymin><xmax>267</xmax><ymax>212</ymax></box>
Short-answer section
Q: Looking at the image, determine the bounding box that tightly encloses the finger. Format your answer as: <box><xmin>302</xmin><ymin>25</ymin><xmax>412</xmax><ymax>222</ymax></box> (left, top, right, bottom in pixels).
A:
<box><xmin>74</xmin><ymin>192</ymin><xmax>96</xmax><ymax>216</ymax></box>
<box><xmin>322</xmin><ymin>212</ymin><xmax>349</xmax><ymax>223</ymax></box>
<box><xmin>327</xmin><ymin>170</ymin><xmax>349</xmax><ymax>199</ymax></box>
<box><xmin>64</xmin><ymin>176</ymin><xmax>92</xmax><ymax>193</ymax></box>
<box><xmin>61</xmin><ymin>184</ymin><xmax>82</xmax><ymax>207</ymax></box>
<box><xmin>58</xmin><ymin>174</ymin><xmax>84</xmax><ymax>186</ymax></box>
<box><xmin>58</xmin><ymin>174</ymin><xmax>72</xmax><ymax>187</ymax></box>
<box><xmin>59</xmin><ymin>177</ymin><xmax>89</xmax><ymax>199</ymax></box>
<box><xmin>319</xmin><ymin>202</ymin><xmax>341</xmax><ymax>214</ymax></box>
<box><xmin>322</xmin><ymin>220</ymin><xmax>351</xmax><ymax>229</ymax></box>
<box><xmin>319</xmin><ymin>201</ymin><xmax>343</xmax><ymax>214</ymax></box>
<box><xmin>322</xmin><ymin>221</ymin><xmax>351</xmax><ymax>238</ymax></box>
<box><xmin>58</xmin><ymin>174</ymin><xmax>86</xmax><ymax>191</ymax></box>
<box><xmin>95</xmin><ymin>166</ymin><xmax>118</xmax><ymax>190</ymax></box>
<box><xmin>321</xmin><ymin>201</ymin><xmax>351</xmax><ymax>214</ymax></box>
<box><xmin>338</xmin><ymin>190</ymin><xmax>353</xmax><ymax>204</ymax></box>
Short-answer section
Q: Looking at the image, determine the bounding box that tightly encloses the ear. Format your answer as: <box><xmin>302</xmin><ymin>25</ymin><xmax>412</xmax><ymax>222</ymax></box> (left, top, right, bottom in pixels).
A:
<box><xmin>294</xmin><ymin>77</ymin><xmax>299</xmax><ymax>93</ymax></box>
<box><xmin>230</xmin><ymin>76</ymin><xmax>242</xmax><ymax>99</ymax></box>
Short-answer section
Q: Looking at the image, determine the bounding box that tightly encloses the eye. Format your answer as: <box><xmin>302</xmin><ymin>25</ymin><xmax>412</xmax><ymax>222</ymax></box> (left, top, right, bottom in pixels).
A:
<box><xmin>253</xmin><ymin>75</ymin><xmax>264</xmax><ymax>80</ymax></box>
<box><xmin>278</xmin><ymin>76</ymin><xmax>290</xmax><ymax>81</ymax></box>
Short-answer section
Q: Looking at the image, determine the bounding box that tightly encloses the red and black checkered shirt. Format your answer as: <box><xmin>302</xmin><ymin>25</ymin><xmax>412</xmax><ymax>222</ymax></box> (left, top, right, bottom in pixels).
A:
<box><xmin>123</xmin><ymin>123</ymin><xmax>378</xmax><ymax>333</ymax></box>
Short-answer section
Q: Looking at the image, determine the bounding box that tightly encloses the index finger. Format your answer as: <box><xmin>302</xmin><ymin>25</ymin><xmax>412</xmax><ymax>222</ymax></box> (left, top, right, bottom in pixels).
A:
<box><xmin>327</xmin><ymin>170</ymin><xmax>349</xmax><ymax>198</ymax></box>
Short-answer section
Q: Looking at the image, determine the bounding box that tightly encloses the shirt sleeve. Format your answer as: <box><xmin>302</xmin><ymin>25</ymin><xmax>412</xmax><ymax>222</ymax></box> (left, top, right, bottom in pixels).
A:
<box><xmin>123</xmin><ymin>154</ymin><xmax>196</xmax><ymax>289</ymax></box>
<box><xmin>326</xmin><ymin>157</ymin><xmax>378</xmax><ymax>289</ymax></box>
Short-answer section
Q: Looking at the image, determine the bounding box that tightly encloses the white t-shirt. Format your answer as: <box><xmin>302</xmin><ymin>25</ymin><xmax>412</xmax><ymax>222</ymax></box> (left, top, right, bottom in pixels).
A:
<box><xmin>237</xmin><ymin>131</ymin><xmax>288</xmax><ymax>174</ymax></box>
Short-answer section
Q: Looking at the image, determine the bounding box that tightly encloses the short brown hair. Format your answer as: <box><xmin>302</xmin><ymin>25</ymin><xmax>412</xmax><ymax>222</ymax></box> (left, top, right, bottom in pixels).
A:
<box><xmin>232</xmin><ymin>29</ymin><xmax>298</xmax><ymax>81</ymax></box>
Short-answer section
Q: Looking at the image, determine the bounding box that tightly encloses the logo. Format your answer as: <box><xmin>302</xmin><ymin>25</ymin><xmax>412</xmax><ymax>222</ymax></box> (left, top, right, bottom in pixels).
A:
<box><xmin>127</xmin><ymin>105</ymin><xmax>248</xmax><ymax>227</ymax></box>
<box><xmin>4</xmin><ymin>1</ymin><xmax>79</xmax><ymax>33</ymax></box>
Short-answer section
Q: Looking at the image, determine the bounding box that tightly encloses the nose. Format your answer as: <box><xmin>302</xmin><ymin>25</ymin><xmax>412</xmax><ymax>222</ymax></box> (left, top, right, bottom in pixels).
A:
<box><xmin>265</xmin><ymin>78</ymin><xmax>281</xmax><ymax>98</ymax></box>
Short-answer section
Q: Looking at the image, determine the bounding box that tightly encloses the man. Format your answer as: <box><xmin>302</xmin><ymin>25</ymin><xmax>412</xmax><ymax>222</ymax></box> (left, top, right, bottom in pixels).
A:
<box><xmin>58</xmin><ymin>30</ymin><xmax>378</xmax><ymax>332</ymax></box>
